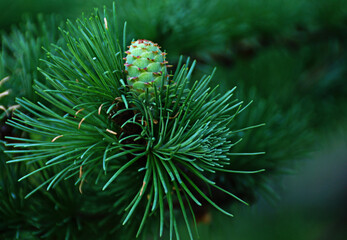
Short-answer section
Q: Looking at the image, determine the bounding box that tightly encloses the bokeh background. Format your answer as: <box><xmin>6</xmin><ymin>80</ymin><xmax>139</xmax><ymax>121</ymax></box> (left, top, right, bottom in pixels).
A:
<box><xmin>1</xmin><ymin>0</ymin><xmax>346</xmax><ymax>239</ymax></box>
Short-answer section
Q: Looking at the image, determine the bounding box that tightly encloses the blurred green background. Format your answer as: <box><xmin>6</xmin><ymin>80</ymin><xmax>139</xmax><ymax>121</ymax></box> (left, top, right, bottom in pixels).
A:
<box><xmin>1</xmin><ymin>0</ymin><xmax>346</xmax><ymax>239</ymax></box>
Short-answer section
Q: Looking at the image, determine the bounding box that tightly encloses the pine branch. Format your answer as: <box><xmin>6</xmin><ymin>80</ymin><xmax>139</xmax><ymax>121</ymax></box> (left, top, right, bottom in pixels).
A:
<box><xmin>5</xmin><ymin>5</ymin><xmax>264</xmax><ymax>239</ymax></box>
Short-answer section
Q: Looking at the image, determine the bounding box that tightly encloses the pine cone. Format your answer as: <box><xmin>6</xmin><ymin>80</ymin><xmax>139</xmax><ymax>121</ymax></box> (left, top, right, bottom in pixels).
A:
<box><xmin>124</xmin><ymin>39</ymin><xmax>169</xmax><ymax>100</ymax></box>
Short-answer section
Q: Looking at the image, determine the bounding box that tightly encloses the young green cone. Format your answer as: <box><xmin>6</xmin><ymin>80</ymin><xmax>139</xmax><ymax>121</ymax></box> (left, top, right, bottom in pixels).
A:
<box><xmin>124</xmin><ymin>39</ymin><xmax>169</xmax><ymax>99</ymax></box>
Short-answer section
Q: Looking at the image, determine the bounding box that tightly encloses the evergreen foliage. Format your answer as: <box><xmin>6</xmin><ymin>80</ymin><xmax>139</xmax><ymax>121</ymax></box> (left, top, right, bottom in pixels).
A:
<box><xmin>0</xmin><ymin>14</ymin><xmax>68</xmax><ymax>239</ymax></box>
<box><xmin>4</xmin><ymin>6</ymin><xmax>264</xmax><ymax>239</ymax></box>
<box><xmin>0</xmin><ymin>0</ymin><xmax>346</xmax><ymax>239</ymax></box>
